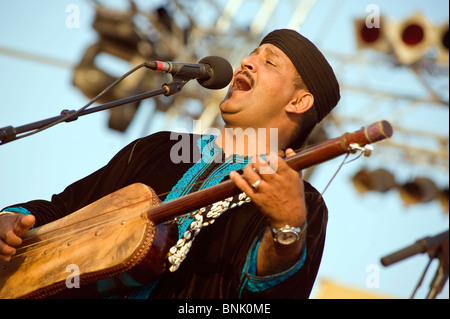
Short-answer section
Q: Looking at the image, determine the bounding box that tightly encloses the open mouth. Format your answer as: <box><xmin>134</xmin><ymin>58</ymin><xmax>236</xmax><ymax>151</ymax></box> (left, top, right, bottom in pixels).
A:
<box><xmin>233</xmin><ymin>73</ymin><xmax>253</xmax><ymax>92</ymax></box>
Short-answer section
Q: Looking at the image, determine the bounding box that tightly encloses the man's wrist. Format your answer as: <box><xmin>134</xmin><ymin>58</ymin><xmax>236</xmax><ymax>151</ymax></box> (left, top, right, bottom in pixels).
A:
<box><xmin>269</xmin><ymin>219</ymin><xmax>307</xmax><ymax>246</ymax></box>
<box><xmin>2</xmin><ymin>206</ymin><xmax>32</xmax><ymax>215</ymax></box>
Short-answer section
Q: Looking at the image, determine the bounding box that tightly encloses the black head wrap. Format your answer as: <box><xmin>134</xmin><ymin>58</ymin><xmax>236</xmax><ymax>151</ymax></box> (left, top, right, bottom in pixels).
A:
<box><xmin>260</xmin><ymin>29</ymin><xmax>340</xmax><ymax>123</ymax></box>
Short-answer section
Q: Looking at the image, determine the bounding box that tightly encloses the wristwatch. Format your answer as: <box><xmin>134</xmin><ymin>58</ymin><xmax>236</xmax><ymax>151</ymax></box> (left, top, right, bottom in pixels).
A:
<box><xmin>270</xmin><ymin>220</ymin><xmax>307</xmax><ymax>245</ymax></box>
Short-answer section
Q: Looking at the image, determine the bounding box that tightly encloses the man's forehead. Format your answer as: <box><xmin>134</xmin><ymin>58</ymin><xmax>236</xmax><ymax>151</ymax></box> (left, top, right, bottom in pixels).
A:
<box><xmin>250</xmin><ymin>44</ymin><xmax>296</xmax><ymax>71</ymax></box>
<box><xmin>251</xmin><ymin>45</ymin><xmax>282</xmax><ymax>58</ymax></box>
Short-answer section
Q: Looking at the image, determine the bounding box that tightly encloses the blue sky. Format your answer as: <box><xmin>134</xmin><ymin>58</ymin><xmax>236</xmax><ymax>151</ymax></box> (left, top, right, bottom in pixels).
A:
<box><xmin>1</xmin><ymin>0</ymin><xmax>448</xmax><ymax>299</ymax></box>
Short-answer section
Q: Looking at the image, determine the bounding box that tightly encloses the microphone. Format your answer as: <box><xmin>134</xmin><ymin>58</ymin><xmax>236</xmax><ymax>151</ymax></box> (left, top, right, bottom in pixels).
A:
<box><xmin>146</xmin><ymin>56</ymin><xmax>233</xmax><ymax>90</ymax></box>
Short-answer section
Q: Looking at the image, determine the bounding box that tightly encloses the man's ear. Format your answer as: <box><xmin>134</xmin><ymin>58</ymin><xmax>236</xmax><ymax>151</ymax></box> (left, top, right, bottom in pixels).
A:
<box><xmin>286</xmin><ymin>91</ymin><xmax>314</xmax><ymax>114</ymax></box>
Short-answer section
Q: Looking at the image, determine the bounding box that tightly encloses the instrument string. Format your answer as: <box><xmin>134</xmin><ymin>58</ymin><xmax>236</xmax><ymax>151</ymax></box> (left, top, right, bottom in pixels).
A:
<box><xmin>321</xmin><ymin>151</ymin><xmax>364</xmax><ymax>195</ymax></box>
<box><xmin>10</xmin><ymin>169</ymin><xmax>241</xmax><ymax>259</ymax></box>
<box><xmin>12</xmin><ymin>201</ymin><xmax>154</xmax><ymax>259</ymax></box>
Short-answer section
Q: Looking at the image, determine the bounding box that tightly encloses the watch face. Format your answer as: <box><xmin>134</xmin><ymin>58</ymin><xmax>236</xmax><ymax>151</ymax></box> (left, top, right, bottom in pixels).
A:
<box><xmin>277</xmin><ymin>231</ymin><xmax>298</xmax><ymax>245</ymax></box>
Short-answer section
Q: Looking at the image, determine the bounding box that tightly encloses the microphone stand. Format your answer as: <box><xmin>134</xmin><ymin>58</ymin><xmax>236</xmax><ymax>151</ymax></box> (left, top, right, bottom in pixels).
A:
<box><xmin>380</xmin><ymin>230</ymin><xmax>449</xmax><ymax>299</ymax></box>
<box><xmin>0</xmin><ymin>78</ymin><xmax>189</xmax><ymax>145</ymax></box>
<box><xmin>426</xmin><ymin>250</ymin><xmax>448</xmax><ymax>299</ymax></box>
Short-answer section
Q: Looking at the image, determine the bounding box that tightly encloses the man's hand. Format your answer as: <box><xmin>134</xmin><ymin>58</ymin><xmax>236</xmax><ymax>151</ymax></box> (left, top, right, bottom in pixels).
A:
<box><xmin>0</xmin><ymin>213</ymin><xmax>35</xmax><ymax>262</ymax></box>
<box><xmin>229</xmin><ymin>148</ymin><xmax>306</xmax><ymax>228</ymax></box>
<box><xmin>229</xmin><ymin>148</ymin><xmax>307</xmax><ymax>276</ymax></box>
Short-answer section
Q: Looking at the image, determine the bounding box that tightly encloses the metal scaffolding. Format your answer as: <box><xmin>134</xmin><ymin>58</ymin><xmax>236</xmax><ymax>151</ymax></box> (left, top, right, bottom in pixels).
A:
<box><xmin>1</xmin><ymin>0</ymin><xmax>448</xmax><ymax>175</ymax></box>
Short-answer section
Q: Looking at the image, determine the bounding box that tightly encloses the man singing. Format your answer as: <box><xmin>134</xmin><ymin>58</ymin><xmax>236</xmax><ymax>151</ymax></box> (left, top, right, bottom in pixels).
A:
<box><xmin>0</xmin><ymin>29</ymin><xmax>340</xmax><ymax>299</ymax></box>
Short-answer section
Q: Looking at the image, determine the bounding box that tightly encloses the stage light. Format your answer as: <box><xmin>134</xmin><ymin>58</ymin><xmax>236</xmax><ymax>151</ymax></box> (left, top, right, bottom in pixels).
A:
<box><xmin>401</xmin><ymin>23</ymin><xmax>425</xmax><ymax>46</ymax></box>
<box><xmin>72</xmin><ymin>43</ymin><xmax>117</xmax><ymax>103</ymax></box>
<box><xmin>435</xmin><ymin>22</ymin><xmax>449</xmax><ymax>64</ymax></box>
<box><xmin>351</xmin><ymin>168</ymin><xmax>447</xmax><ymax>210</ymax></box>
<box><xmin>385</xmin><ymin>12</ymin><xmax>434</xmax><ymax>65</ymax></box>
<box><xmin>72</xmin><ymin>41</ymin><xmax>145</xmax><ymax>132</ymax></box>
<box><xmin>438</xmin><ymin>188</ymin><xmax>449</xmax><ymax>213</ymax></box>
<box><xmin>398</xmin><ymin>177</ymin><xmax>439</xmax><ymax>206</ymax></box>
<box><xmin>352</xmin><ymin>168</ymin><xmax>397</xmax><ymax>194</ymax></box>
<box><xmin>72</xmin><ymin>6</ymin><xmax>159</xmax><ymax>132</ymax></box>
<box><xmin>353</xmin><ymin>17</ymin><xmax>391</xmax><ymax>53</ymax></box>
<box><xmin>92</xmin><ymin>7</ymin><xmax>147</xmax><ymax>60</ymax></box>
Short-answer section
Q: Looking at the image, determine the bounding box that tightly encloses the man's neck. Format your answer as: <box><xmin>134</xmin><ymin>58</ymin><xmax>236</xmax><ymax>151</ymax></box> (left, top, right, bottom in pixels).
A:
<box><xmin>215</xmin><ymin>126</ymin><xmax>281</xmax><ymax>158</ymax></box>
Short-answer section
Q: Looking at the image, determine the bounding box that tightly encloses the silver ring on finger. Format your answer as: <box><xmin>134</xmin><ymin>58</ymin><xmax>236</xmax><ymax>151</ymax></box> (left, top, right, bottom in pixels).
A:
<box><xmin>251</xmin><ymin>179</ymin><xmax>262</xmax><ymax>191</ymax></box>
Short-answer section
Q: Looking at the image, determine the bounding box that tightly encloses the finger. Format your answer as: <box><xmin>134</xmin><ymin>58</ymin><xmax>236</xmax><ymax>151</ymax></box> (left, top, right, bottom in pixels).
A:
<box><xmin>254</xmin><ymin>155</ymin><xmax>276</xmax><ymax>176</ymax></box>
<box><xmin>0</xmin><ymin>253</ymin><xmax>12</xmax><ymax>262</ymax></box>
<box><xmin>244</xmin><ymin>164</ymin><xmax>265</xmax><ymax>192</ymax></box>
<box><xmin>271</xmin><ymin>152</ymin><xmax>298</xmax><ymax>176</ymax></box>
<box><xmin>229</xmin><ymin>170</ymin><xmax>256</xmax><ymax>195</ymax></box>
<box><xmin>4</xmin><ymin>230</ymin><xmax>22</xmax><ymax>246</ymax></box>
<box><xmin>283</xmin><ymin>150</ymin><xmax>303</xmax><ymax>178</ymax></box>
<box><xmin>0</xmin><ymin>239</ymin><xmax>16</xmax><ymax>257</ymax></box>
<box><xmin>16</xmin><ymin>214</ymin><xmax>35</xmax><ymax>237</ymax></box>
<box><xmin>285</xmin><ymin>149</ymin><xmax>303</xmax><ymax>177</ymax></box>
<box><xmin>285</xmin><ymin>148</ymin><xmax>296</xmax><ymax>157</ymax></box>
<box><xmin>243</xmin><ymin>162</ymin><xmax>262</xmax><ymax>182</ymax></box>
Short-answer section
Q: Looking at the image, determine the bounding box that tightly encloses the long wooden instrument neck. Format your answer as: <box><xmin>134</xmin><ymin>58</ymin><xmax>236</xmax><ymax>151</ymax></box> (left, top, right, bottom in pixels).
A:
<box><xmin>148</xmin><ymin>120</ymin><xmax>393</xmax><ymax>224</ymax></box>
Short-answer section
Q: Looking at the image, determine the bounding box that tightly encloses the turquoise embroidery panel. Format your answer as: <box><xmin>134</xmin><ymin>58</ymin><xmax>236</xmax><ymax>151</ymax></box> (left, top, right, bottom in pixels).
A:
<box><xmin>164</xmin><ymin>135</ymin><xmax>253</xmax><ymax>238</ymax></box>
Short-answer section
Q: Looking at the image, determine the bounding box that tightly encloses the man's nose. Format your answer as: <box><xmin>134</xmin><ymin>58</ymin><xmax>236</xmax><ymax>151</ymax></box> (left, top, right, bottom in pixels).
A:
<box><xmin>240</xmin><ymin>55</ymin><xmax>257</xmax><ymax>72</ymax></box>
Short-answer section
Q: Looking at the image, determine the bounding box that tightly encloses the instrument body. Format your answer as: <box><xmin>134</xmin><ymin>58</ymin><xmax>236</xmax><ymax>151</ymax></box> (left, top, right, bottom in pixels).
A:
<box><xmin>0</xmin><ymin>184</ymin><xmax>177</xmax><ymax>298</ymax></box>
<box><xmin>0</xmin><ymin>121</ymin><xmax>393</xmax><ymax>299</ymax></box>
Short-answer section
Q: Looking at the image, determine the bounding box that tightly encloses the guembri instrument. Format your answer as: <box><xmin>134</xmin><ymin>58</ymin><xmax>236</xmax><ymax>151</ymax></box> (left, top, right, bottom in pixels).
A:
<box><xmin>0</xmin><ymin>120</ymin><xmax>393</xmax><ymax>298</ymax></box>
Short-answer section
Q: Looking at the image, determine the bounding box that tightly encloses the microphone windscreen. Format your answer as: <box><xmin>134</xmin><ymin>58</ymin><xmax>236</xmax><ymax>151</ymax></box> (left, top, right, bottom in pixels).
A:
<box><xmin>197</xmin><ymin>56</ymin><xmax>233</xmax><ymax>90</ymax></box>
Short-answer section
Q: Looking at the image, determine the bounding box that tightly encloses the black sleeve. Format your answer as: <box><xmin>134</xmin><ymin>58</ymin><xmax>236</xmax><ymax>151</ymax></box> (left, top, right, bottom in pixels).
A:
<box><xmin>2</xmin><ymin>132</ymin><xmax>172</xmax><ymax>227</ymax></box>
